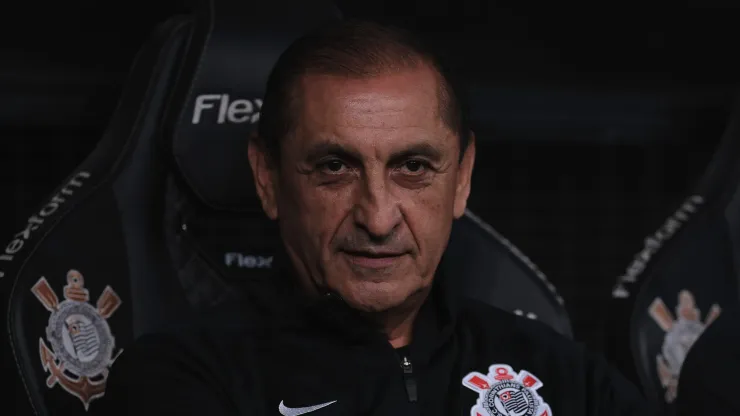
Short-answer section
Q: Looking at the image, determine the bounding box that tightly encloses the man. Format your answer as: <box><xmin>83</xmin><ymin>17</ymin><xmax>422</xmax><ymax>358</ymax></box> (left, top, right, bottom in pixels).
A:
<box><xmin>96</xmin><ymin>20</ymin><xmax>653</xmax><ymax>415</ymax></box>
<box><xmin>677</xmin><ymin>305</ymin><xmax>740</xmax><ymax>415</ymax></box>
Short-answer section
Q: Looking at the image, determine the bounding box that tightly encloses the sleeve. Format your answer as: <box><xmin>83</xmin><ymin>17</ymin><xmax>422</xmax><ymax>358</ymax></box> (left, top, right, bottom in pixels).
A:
<box><xmin>90</xmin><ymin>333</ymin><xmax>239</xmax><ymax>416</ymax></box>
<box><xmin>585</xmin><ymin>353</ymin><xmax>657</xmax><ymax>416</ymax></box>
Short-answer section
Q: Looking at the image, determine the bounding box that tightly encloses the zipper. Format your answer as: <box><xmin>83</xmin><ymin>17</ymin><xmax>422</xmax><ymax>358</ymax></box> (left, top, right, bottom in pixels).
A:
<box><xmin>400</xmin><ymin>355</ymin><xmax>418</xmax><ymax>402</ymax></box>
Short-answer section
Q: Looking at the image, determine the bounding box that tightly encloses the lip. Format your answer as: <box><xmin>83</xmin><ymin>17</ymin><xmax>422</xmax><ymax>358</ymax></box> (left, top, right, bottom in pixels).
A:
<box><xmin>342</xmin><ymin>251</ymin><xmax>405</xmax><ymax>269</ymax></box>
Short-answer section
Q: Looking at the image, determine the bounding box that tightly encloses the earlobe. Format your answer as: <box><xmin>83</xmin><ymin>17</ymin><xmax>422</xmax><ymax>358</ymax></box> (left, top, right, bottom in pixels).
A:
<box><xmin>453</xmin><ymin>131</ymin><xmax>476</xmax><ymax>219</ymax></box>
<box><xmin>247</xmin><ymin>137</ymin><xmax>279</xmax><ymax>220</ymax></box>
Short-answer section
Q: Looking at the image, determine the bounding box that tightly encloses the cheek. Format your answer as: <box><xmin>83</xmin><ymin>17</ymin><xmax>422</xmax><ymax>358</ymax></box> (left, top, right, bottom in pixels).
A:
<box><xmin>285</xmin><ymin>182</ymin><xmax>355</xmax><ymax>246</ymax></box>
<box><xmin>402</xmin><ymin>185</ymin><xmax>455</xmax><ymax>253</ymax></box>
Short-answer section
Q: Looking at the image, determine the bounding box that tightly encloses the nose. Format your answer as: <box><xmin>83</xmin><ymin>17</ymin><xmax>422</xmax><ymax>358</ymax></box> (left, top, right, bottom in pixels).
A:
<box><xmin>352</xmin><ymin>173</ymin><xmax>402</xmax><ymax>241</ymax></box>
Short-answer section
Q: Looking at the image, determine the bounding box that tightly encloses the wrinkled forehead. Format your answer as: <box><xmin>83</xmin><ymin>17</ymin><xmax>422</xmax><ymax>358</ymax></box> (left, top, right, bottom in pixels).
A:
<box><xmin>302</xmin><ymin>68</ymin><xmax>441</xmax><ymax>121</ymax></box>
<box><xmin>290</xmin><ymin>68</ymin><xmax>455</xmax><ymax>157</ymax></box>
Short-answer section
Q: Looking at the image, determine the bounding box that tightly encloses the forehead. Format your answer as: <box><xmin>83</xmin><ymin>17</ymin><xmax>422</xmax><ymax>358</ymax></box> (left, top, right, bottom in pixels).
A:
<box><xmin>294</xmin><ymin>67</ymin><xmax>450</xmax><ymax>150</ymax></box>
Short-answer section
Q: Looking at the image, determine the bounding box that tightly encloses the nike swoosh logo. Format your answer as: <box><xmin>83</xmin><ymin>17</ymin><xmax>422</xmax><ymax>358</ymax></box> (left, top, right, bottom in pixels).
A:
<box><xmin>278</xmin><ymin>400</ymin><xmax>337</xmax><ymax>415</ymax></box>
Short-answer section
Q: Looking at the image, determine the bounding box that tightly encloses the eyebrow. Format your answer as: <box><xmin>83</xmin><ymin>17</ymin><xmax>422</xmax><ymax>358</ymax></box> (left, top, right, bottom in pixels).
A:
<box><xmin>303</xmin><ymin>142</ymin><xmax>363</xmax><ymax>165</ymax></box>
<box><xmin>388</xmin><ymin>143</ymin><xmax>443</xmax><ymax>164</ymax></box>
<box><xmin>303</xmin><ymin>141</ymin><xmax>444</xmax><ymax>165</ymax></box>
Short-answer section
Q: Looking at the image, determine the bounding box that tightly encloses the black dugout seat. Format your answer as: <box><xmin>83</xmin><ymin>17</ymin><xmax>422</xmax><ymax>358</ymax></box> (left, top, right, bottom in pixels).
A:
<box><xmin>2</xmin><ymin>1</ymin><xmax>569</xmax><ymax>415</ymax></box>
<box><xmin>607</xmin><ymin>95</ymin><xmax>740</xmax><ymax>414</ymax></box>
<box><xmin>445</xmin><ymin>209</ymin><xmax>569</xmax><ymax>333</ymax></box>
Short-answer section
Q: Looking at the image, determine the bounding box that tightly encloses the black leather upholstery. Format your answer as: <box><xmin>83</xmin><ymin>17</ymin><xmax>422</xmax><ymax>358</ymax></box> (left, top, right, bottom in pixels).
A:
<box><xmin>442</xmin><ymin>210</ymin><xmax>570</xmax><ymax>336</ymax></box>
<box><xmin>167</xmin><ymin>2</ymin><xmax>340</xmax><ymax>212</ymax></box>
<box><xmin>619</xmin><ymin>96</ymin><xmax>740</xmax><ymax>414</ymax></box>
<box><xmin>2</xmin><ymin>15</ymin><xmax>192</xmax><ymax>416</ymax></box>
<box><xmin>3</xmin><ymin>2</ymin><xmax>569</xmax><ymax>415</ymax></box>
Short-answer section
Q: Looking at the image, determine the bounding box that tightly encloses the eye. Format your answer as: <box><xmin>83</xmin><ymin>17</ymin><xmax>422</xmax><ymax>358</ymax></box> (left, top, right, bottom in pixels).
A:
<box><xmin>399</xmin><ymin>159</ymin><xmax>428</xmax><ymax>175</ymax></box>
<box><xmin>318</xmin><ymin>159</ymin><xmax>348</xmax><ymax>174</ymax></box>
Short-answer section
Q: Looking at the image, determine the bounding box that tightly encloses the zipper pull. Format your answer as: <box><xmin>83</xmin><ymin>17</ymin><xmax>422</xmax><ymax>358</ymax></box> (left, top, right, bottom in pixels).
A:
<box><xmin>401</xmin><ymin>356</ymin><xmax>418</xmax><ymax>402</ymax></box>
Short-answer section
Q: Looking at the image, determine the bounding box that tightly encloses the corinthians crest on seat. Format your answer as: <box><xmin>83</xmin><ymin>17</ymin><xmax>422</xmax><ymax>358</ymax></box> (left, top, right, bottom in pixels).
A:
<box><xmin>31</xmin><ymin>269</ymin><xmax>122</xmax><ymax>410</ymax></box>
<box><xmin>648</xmin><ymin>289</ymin><xmax>721</xmax><ymax>403</ymax></box>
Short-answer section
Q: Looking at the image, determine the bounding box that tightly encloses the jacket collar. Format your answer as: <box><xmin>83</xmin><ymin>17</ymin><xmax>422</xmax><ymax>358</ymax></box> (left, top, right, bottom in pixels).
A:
<box><xmin>409</xmin><ymin>255</ymin><xmax>459</xmax><ymax>363</ymax></box>
<box><xmin>261</xmin><ymin>248</ymin><xmax>459</xmax><ymax>364</ymax></box>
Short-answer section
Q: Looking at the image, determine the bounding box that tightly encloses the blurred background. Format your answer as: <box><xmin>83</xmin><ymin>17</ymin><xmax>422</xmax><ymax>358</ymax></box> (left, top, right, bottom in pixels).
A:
<box><xmin>1</xmin><ymin>0</ymin><xmax>738</xmax><ymax>410</ymax></box>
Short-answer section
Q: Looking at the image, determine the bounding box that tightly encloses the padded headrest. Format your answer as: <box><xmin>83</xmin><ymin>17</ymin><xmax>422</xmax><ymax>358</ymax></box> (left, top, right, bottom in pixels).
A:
<box><xmin>166</xmin><ymin>0</ymin><xmax>342</xmax><ymax>212</ymax></box>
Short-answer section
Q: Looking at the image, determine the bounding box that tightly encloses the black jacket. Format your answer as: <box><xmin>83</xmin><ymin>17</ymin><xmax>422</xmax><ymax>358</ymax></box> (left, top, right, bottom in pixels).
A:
<box><xmin>96</xmin><ymin>264</ymin><xmax>653</xmax><ymax>416</ymax></box>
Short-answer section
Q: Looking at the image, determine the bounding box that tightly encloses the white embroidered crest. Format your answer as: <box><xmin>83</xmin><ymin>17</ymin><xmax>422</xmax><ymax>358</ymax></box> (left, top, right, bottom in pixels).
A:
<box><xmin>31</xmin><ymin>270</ymin><xmax>122</xmax><ymax>410</ymax></box>
<box><xmin>463</xmin><ymin>364</ymin><xmax>552</xmax><ymax>416</ymax></box>
<box><xmin>649</xmin><ymin>289</ymin><xmax>720</xmax><ymax>403</ymax></box>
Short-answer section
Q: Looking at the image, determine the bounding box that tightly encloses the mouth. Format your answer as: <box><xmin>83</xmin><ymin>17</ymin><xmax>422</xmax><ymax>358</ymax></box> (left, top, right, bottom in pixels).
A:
<box><xmin>341</xmin><ymin>250</ymin><xmax>406</xmax><ymax>269</ymax></box>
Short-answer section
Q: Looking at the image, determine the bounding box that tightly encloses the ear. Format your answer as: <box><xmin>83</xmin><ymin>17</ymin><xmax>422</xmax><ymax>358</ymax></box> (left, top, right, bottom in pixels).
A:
<box><xmin>247</xmin><ymin>135</ymin><xmax>279</xmax><ymax>220</ymax></box>
<box><xmin>453</xmin><ymin>131</ymin><xmax>476</xmax><ymax>219</ymax></box>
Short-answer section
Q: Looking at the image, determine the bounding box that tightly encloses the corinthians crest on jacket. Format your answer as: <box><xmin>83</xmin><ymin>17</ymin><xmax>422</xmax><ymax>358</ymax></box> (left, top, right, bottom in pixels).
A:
<box><xmin>649</xmin><ymin>289</ymin><xmax>721</xmax><ymax>403</ymax></box>
<box><xmin>463</xmin><ymin>364</ymin><xmax>552</xmax><ymax>416</ymax></box>
<box><xmin>31</xmin><ymin>269</ymin><xmax>122</xmax><ymax>410</ymax></box>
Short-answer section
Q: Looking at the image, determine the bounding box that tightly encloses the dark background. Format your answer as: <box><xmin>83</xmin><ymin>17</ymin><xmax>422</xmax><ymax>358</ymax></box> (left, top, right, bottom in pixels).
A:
<box><xmin>1</xmin><ymin>0</ymin><xmax>738</xmax><ymax>398</ymax></box>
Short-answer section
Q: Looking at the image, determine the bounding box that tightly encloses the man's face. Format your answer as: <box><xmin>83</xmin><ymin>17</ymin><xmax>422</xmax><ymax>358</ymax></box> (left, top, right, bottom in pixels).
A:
<box><xmin>249</xmin><ymin>65</ymin><xmax>475</xmax><ymax>313</ymax></box>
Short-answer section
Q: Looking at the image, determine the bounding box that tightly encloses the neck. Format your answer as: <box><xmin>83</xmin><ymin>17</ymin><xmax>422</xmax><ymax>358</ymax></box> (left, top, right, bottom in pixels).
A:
<box><xmin>383</xmin><ymin>307</ymin><xmax>420</xmax><ymax>348</ymax></box>
<box><xmin>366</xmin><ymin>286</ymin><xmax>430</xmax><ymax>349</ymax></box>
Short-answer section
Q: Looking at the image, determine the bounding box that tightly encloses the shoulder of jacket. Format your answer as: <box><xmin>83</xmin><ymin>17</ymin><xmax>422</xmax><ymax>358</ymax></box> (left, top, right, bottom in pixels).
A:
<box><xmin>125</xmin><ymin>301</ymin><xmax>272</xmax><ymax>353</ymax></box>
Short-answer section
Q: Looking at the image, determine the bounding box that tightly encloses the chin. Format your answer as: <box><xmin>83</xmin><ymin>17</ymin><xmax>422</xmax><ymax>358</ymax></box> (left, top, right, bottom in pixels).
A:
<box><xmin>337</xmin><ymin>279</ymin><xmax>419</xmax><ymax>313</ymax></box>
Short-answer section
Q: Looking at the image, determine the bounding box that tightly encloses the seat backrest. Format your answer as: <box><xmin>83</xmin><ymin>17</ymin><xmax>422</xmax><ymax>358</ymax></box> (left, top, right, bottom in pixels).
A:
<box><xmin>2</xmin><ymin>15</ymin><xmax>194</xmax><ymax>416</ymax></box>
<box><xmin>2</xmin><ymin>2</ymin><xmax>569</xmax><ymax>414</ymax></box>
<box><xmin>2</xmin><ymin>2</ymin><xmax>339</xmax><ymax>415</ymax></box>
<box><xmin>442</xmin><ymin>210</ymin><xmax>571</xmax><ymax>336</ymax></box>
<box><xmin>609</xmin><ymin>95</ymin><xmax>740</xmax><ymax>414</ymax></box>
